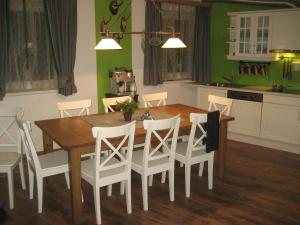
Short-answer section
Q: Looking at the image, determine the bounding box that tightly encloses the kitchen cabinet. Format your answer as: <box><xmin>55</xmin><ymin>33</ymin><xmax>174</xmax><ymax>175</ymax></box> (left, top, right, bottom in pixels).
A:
<box><xmin>195</xmin><ymin>85</ymin><xmax>300</xmax><ymax>153</ymax></box>
<box><xmin>261</xmin><ymin>95</ymin><xmax>300</xmax><ymax>145</ymax></box>
<box><xmin>229</xmin><ymin>99</ymin><xmax>262</xmax><ymax>136</ymax></box>
<box><xmin>271</xmin><ymin>9</ymin><xmax>300</xmax><ymax>51</ymax></box>
<box><xmin>197</xmin><ymin>87</ymin><xmax>226</xmax><ymax>110</ymax></box>
<box><xmin>227</xmin><ymin>8</ymin><xmax>300</xmax><ymax>61</ymax></box>
<box><xmin>227</xmin><ymin>12</ymin><xmax>272</xmax><ymax>61</ymax></box>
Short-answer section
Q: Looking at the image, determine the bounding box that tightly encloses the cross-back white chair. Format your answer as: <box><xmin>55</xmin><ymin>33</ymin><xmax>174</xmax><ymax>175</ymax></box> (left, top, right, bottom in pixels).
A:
<box><xmin>57</xmin><ymin>99</ymin><xmax>94</xmax><ymax>158</ymax></box>
<box><xmin>208</xmin><ymin>95</ymin><xmax>232</xmax><ymax>116</ymax></box>
<box><xmin>16</xmin><ymin>113</ymin><xmax>70</xmax><ymax>213</ymax></box>
<box><xmin>131</xmin><ymin>115</ymin><xmax>180</xmax><ymax>211</ymax></box>
<box><xmin>57</xmin><ymin>99</ymin><xmax>92</xmax><ymax>118</ymax></box>
<box><xmin>102</xmin><ymin>95</ymin><xmax>132</xmax><ymax>196</ymax></box>
<box><xmin>81</xmin><ymin>121</ymin><xmax>136</xmax><ymax>225</ymax></box>
<box><xmin>102</xmin><ymin>96</ymin><xmax>131</xmax><ymax>113</ymax></box>
<box><xmin>0</xmin><ymin>108</ymin><xmax>26</xmax><ymax>209</ymax></box>
<box><xmin>142</xmin><ymin>92</ymin><xmax>167</xmax><ymax>108</ymax></box>
<box><xmin>175</xmin><ymin>113</ymin><xmax>217</xmax><ymax>197</ymax></box>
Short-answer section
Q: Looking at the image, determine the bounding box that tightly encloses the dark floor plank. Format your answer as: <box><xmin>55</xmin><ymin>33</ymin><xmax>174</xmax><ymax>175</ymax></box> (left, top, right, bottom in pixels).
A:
<box><xmin>1</xmin><ymin>140</ymin><xmax>300</xmax><ymax>225</ymax></box>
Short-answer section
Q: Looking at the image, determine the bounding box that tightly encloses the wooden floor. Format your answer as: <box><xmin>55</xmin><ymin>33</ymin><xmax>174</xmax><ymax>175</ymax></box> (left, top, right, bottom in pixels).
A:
<box><xmin>1</xmin><ymin>140</ymin><xmax>300</xmax><ymax>225</ymax></box>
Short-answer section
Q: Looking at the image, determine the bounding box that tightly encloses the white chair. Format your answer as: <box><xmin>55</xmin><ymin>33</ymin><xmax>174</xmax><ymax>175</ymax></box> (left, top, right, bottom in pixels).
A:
<box><xmin>57</xmin><ymin>99</ymin><xmax>93</xmax><ymax>158</ymax></box>
<box><xmin>204</xmin><ymin>94</ymin><xmax>232</xmax><ymax>175</ymax></box>
<box><xmin>0</xmin><ymin>108</ymin><xmax>26</xmax><ymax>209</ymax></box>
<box><xmin>131</xmin><ymin>115</ymin><xmax>180</xmax><ymax>211</ymax></box>
<box><xmin>102</xmin><ymin>96</ymin><xmax>132</xmax><ymax>196</ymax></box>
<box><xmin>16</xmin><ymin>113</ymin><xmax>70</xmax><ymax>213</ymax></box>
<box><xmin>175</xmin><ymin>113</ymin><xmax>217</xmax><ymax>197</ymax></box>
<box><xmin>102</xmin><ymin>96</ymin><xmax>131</xmax><ymax>113</ymax></box>
<box><xmin>208</xmin><ymin>95</ymin><xmax>233</xmax><ymax>116</ymax></box>
<box><xmin>142</xmin><ymin>92</ymin><xmax>167</xmax><ymax>108</ymax></box>
<box><xmin>81</xmin><ymin>121</ymin><xmax>136</xmax><ymax>225</ymax></box>
<box><xmin>57</xmin><ymin>99</ymin><xmax>92</xmax><ymax>118</ymax></box>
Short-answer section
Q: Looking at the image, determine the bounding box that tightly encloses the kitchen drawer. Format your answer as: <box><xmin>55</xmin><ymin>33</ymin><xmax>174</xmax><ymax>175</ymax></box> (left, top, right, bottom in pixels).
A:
<box><xmin>264</xmin><ymin>94</ymin><xmax>300</xmax><ymax>107</ymax></box>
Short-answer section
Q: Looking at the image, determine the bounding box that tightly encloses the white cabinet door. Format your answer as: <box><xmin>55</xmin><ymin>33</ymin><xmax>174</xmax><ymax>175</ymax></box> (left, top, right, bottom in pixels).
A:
<box><xmin>228</xmin><ymin>99</ymin><xmax>262</xmax><ymax>136</ymax></box>
<box><xmin>197</xmin><ymin>87</ymin><xmax>227</xmax><ymax>110</ymax></box>
<box><xmin>227</xmin><ymin>13</ymin><xmax>271</xmax><ymax>61</ymax></box>
<box><xmin>271</xmin><ymin>10</ymin><xmax>300</xmax><ymax>50</ymax></box>
<box><xmin>261</xmin><ymin>103</ymin><xmax>300</xmax><ymax>145</ymax></box>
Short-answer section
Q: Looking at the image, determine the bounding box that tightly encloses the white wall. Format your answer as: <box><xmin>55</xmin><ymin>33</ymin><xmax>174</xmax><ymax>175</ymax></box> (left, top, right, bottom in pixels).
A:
<box><xmin>0</xmin><ymin>0</ymin><xmax>98</xmax><ymax>151</ymax></box>
<box><xmin>131</xmin><ymin>0</ymin><xmax>197</xmax><ymax>107</ymax></box>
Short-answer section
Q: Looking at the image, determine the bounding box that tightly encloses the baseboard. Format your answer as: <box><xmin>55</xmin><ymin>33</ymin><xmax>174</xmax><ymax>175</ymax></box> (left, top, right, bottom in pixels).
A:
<box><xmin>228</xmin><ymin>132</ymin><xmax>300</xmax><ymax>154</ymax></box>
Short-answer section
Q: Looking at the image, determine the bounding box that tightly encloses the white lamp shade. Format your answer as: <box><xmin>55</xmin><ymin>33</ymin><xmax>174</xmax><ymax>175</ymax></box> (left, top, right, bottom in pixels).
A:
<box><xmin>94</xmin><ymin>38</ymin><xmax>122</xmax><ymax>50</ymax></box>
<box><xmin>161</xmin><ymin>37</ymin><xmax>187</xmax><ymax>48</ymax></box>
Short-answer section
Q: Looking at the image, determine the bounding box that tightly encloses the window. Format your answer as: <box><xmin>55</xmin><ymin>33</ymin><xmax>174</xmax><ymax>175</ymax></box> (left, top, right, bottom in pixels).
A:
<box><xmin>6</xmin><ymin>0</ymin><xmax>57</xmax><ymax>93</ymax></box>
<box><xmin>161</xmin><ymin>4</ymin><xmax>195</xmax><ymax>81</ymax></box>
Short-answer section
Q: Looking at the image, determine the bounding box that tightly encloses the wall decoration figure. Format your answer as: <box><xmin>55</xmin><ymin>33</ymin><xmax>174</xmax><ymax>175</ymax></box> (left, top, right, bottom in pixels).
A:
<box><xmin>113</xmin><ymin>33</ymin><xmax>123</xmax><ymax>43</ymax></box>
<box><xmin>120</xmin><ymin>15</ymin><xmax>130</xmax><ymax>32</ymax></box>
<box><xmin>100</xmin><ymin>16</ymin><xmax>112</xmax><ymax>35</ymax></box>
<box><xmin>109</xmin><ymin>0</ymin><xmax>123</xmax><ymax>15</ymax></box>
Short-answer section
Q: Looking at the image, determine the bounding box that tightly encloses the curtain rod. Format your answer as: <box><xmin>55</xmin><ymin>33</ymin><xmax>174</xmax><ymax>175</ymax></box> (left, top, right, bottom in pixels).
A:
<box><xmin>145</xmin><ymin>0</ymin><xmax>211</xmax><ymax>7</ymax></box>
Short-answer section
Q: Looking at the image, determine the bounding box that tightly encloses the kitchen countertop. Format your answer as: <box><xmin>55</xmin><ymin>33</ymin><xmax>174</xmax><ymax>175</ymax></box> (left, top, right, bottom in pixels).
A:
<box><xmin>184</xmin><ymin>82</ymin><xmax>300</xmax><ymax>98</ymax></box>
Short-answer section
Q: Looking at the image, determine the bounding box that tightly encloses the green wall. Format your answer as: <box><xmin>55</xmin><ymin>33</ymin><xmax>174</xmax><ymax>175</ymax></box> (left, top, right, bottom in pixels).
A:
<box><xmin>95</xmin><ymin>0</ymin><xmax>132</xmax><ymax>112</ymax></box>
<box><xmin>210</xmin><ymin>3</ymin><xmax>300</xmax><ymax>92</ymax></box>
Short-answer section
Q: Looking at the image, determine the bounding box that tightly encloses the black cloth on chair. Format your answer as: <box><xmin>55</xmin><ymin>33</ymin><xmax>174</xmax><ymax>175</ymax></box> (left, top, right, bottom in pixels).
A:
<box><xmin>0</xmin><ymin>201</ymin><xmax>6</xmax><ymax>223</ymax></box>
<box><xmin>205</xmin><ymin>111</ymin><xmax>220</xmax><ymax>153</ymax></box>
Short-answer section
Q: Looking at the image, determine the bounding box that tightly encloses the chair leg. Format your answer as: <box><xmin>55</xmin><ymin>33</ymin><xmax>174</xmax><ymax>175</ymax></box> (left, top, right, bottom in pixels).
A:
<box><xmin>148</xmin><ymin>175</ymin><xmax>153</xmax><ymax>186</ymax></box>
<box><xmin>120</xmin><ymin>181</ymin><xmax>125</xmax><ymax>195</ymax></box>
<box><xmin>208</xmin><ymin>153</ymin><xmax>214</xmax><ymax>190</ymax></box>
<box><xmin>37</xmin><ymin>177</ymin><xmax>43</xmax><ymax>213</ymax></box>
<box><xmin>93</xmin><ymin>186</ymin><xmax>101</xmax><ymax>225</ymax></box>
<box><xmin>198</xmin><ymin>162</ymin><xmax>204</xmax><ymax>177</ymax></box>
<box><xmin>64</xmin><ymin>172</ymin><xmax>70</xmax><ymax>189</ymax></box>
<box><xmin>107</xmin><ymin>185</ymin><xmax>112</xmax><ymax>197</ymax></box>
<box><xmin>19</xmin><ymin>159</ymin><xmax>26</xmax><ymax>190</ymax></box>
<box><xmin>168</xmin><ymin>168</ymin><xmax>174</xmax><ymax>202</ymax></box>
<box><xmin>7</xmin><ymin>169</ymin><xmax>14</xmax><ymax>209</ymax></box>
<box><xmin>125</xmin><ymin>179</ymin><xmax>132</xmax><ymax>214</ymax></box>
<box><xmin>29</xmin><ymin>168</ymin><xmax>34</xmax><ymax>200</ymax></box>
<box><xmin>185</xmin><ymin>165</ymin><xmax>191</xmax><ymax>198</ymax></box>
<box><xmin>141</xmin><ymin>175</ymin><xmax>148</xmax><ymax>211</ymax></box>
<box><xmin>161</xmin><ymin>171</ymin><xmax>167</xmax><ymax>183</ymax></box>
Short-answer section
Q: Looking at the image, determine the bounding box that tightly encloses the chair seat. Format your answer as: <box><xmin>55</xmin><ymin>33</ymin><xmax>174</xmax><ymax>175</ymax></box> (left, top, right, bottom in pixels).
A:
<box><xmin>38</xmin><ymin>150</ymin><xmax>69</xmax><ymax>170</ymax></box>
<box><xmin>176</xmin><ymin>142</ymin><xmax>207</xmax><ymax>158</ymax></box>
<box><xmin>81</xmin><ymin>156</ymin><xmax>126</xmax><ymax>184</ymax></box>
<box><xmin>0</xmin><ymin>152</ymin><xmax>20</xmax><ymax>167</ymax></box>
<box><xmin>132</xmin><ymin>149</ymin><xmax>169</xmax><ymax>171</ymax></box>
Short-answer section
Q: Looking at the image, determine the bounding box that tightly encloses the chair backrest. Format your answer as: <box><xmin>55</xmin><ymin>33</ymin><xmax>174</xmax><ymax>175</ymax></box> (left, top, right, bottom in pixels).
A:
<box><xmin>92</xmin><ymin>121</ymin><xmax>136</xmax><ymax>185</ymax></box>
<box><xmin>142</xmin><ymin>115</ymin><xmax>180</xmax><ymax>170</ymax></box>
<box><xmin>102</xmin><ymin>96</ymin><xmax>131</xmax><ymax>113</ymax></box>
<box><xmin>57</xmin><ymin>99</ymin><xmax>92</xmax><ymax>118</ymax></box>
<box><xmin>208</xmin><ymin>95</ymin><xmax>233</xmax><ymax>116</ymax></box>
<box><xmin>185</xmin><ymin>113</ymin><xmax>208</xmax><ymax>158</ymax></box>
<box><xmin>0</xmin><ymin>107</ymin><xmax>23</xmax><ymax>154</ymax></box>
<box><xmin>142</xmin><ymin>92</ymin><xmax>167</xmax><ymax>108</ymax></box>
<box><xmin>15</xmin><ymin>113</ymin><xmax>41</xmax><ymax>172</ymax></box>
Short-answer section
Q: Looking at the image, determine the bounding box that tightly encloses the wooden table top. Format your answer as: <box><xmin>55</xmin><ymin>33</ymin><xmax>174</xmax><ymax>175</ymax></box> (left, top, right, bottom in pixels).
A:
<box><xmin>35</xmin><ymin>104</ymin><xmax>234</xmax><ymax>151</ymax></box>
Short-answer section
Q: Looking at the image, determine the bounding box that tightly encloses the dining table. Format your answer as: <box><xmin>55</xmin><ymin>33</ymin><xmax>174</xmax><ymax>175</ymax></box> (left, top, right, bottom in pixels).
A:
<box><xmin>35</xmin><ymin>104</ymin><xmax>234</xmax><ymax>224</ymax></box>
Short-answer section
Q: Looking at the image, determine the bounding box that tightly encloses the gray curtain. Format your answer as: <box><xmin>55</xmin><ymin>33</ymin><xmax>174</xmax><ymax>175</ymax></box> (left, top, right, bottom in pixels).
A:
<box><xmin>192</xmin><ymin>6</ymin><xmax>210</xmax><ymax>83</ymax></box>
<box><xmin>44</xmin><ymin>0</ymin><xmax>77</xmax><ymax>96</ymax></box>
<box><xmin>143</xmin><ymin>1</ymin><xmax>163</xmax><ymax>86</ymax></box>
<box><xmin>0</xmin><ymin>0</ymin><xmax>9</xmax><ymax>100</ymax></box>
